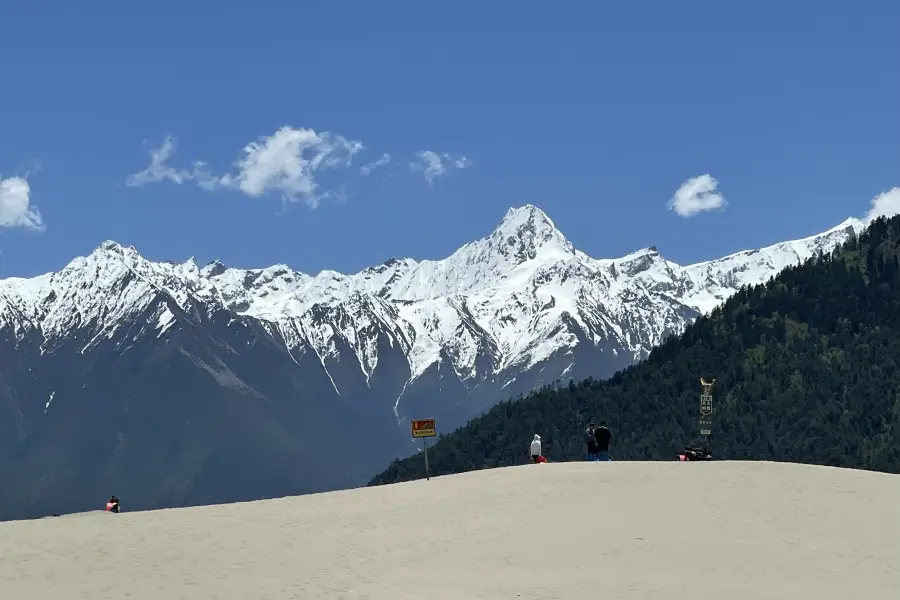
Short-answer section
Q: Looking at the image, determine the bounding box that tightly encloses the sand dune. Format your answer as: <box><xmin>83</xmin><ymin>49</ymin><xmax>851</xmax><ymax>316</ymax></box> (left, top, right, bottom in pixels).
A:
<box><xmin>1</xmin><ymin>461</ymin><xmax>898</xmax><ymax>599</ymax></box>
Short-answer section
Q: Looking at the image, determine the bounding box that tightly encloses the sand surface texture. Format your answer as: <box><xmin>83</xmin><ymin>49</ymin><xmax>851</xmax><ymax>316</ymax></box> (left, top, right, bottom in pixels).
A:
<box><xmin>2</xmin><ymin>461</ymin><xmax>898</xmax><ymax>599</ymax></box>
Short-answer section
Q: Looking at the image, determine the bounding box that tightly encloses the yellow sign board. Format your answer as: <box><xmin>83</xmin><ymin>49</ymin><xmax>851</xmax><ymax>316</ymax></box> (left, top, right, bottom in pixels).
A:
<box><xmin>411</xmin><ymin>418</ymin><xmax>436</xmax><ymax>438</ymax></box>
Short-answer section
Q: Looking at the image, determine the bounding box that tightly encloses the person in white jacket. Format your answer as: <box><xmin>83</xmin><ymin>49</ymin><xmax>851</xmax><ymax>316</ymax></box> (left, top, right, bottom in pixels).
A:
<box><xmin>530</xmin><ymin>434</ymin><xmax>542</xmax><ymax>463</ymax></box>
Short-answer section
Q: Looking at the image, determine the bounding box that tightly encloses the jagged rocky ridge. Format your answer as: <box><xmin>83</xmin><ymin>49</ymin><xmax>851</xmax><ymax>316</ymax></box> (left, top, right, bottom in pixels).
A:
<box><xmin>0</xmin><ymin>205</ymin><xmax>865</xmax><ymax>519</ymax></box>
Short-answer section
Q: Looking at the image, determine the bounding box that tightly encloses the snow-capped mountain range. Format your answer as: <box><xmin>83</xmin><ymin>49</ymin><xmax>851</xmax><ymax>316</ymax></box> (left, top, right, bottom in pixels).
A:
<box><xmin>0</xmin><ymin>205</ymin><xmax>864</xmax><ymax>398</ymax></box>
<box><xmin>0</xmin><ymin>205</ymin><xmax>865</xmax><ymax>519</ymax></box>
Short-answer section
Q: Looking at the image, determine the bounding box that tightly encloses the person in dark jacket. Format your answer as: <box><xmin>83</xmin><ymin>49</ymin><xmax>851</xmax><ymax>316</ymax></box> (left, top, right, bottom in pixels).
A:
<box><xmin>594</xmin><ymin>421</ymin><xmax>612</xmax><ymax>461</ymax></box>
<box><xmin>585</xmin><ymin>421</ymin><xmax>599</xmax><ymax>461</ymax></box>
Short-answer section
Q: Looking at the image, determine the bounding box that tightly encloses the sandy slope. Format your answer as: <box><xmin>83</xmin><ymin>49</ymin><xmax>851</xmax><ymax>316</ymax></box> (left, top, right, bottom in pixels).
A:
<box><xmin>1</xmin><ymin>461</ymin><xmax>898</xmax><ymax>599</ymax></box>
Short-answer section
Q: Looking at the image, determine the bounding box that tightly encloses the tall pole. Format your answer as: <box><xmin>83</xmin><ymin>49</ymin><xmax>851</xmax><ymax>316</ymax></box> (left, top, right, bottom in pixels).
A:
<box><xmin>699</xmin><ymin>377</ymin><xmax>715</xmax><ymax>450</ymax></box>
<box><xmin>424</xmin><ymin>437</ymin><xmax>430</xmax><ymax>480</ymax></box>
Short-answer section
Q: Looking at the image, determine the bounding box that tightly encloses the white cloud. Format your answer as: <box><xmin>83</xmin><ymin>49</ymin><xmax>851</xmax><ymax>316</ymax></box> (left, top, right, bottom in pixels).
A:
<box><xmin>219</xmin><ymin>126</ymin><xmax>363</xmax><ymax>207</ymax></box>
<box><xmin>667</xmin><ymin>174</ymin><xmax>727</xmax><ymax>217</ymax></box>
<box><xmin>864</xmin><ymin>187</ymin><xmax>900</xmax><ymax>223</ymax></box>
<box><xmin>125</xmin><ymin>135</ymin><xmax>194</xmax><ymax>187</ymax></box>
<box><xmin>410</xmin><ymin>150</ymin><xmax>472</xmax><ymax>184</ymax></box>
<box><xmin>125</xmin><ymin>127</ymin><xmax>364</xmax><ymax>208</ymax></box>
<box><xmin>0</xmin><ymin>175</ymin><xmax>45</xmax><ymax>231</ymax></box>
<box><xmin>360</xmin><ymin>153</ymin><xmax>391</xmax><ymax>175</ymax></box>
<box><xmin>190</xmin><ymin>160</ymin><xmax>222</xmax><ymax>192</ymax></box>
<box><xmin>127</xmin><ymin>129</ymin><xmax>473</xmax><ymax>207</ymax></box>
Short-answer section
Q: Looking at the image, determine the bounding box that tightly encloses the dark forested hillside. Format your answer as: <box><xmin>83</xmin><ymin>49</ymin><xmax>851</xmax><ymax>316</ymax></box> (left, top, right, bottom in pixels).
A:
<box><xmin>370</xmin><ymin>215</ymin><xmax>900</xmax><ymax>485</ymax></box>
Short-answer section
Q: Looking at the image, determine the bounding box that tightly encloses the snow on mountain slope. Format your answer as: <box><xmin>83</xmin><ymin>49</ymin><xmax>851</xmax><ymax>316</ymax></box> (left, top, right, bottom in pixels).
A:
<box><xmin>677</xmin><ymin>217</ymin><xmax>866</xmax><ymax>313</ymax></box>
<box><xmin>0</xmin><ymin>242</ymin><xmax>186</xmax><ymax>352</ymax></box>
<box><xmin>0</xmin><ymin>206</ymin><xmax>866</xmax><ymax>396</ymax></box>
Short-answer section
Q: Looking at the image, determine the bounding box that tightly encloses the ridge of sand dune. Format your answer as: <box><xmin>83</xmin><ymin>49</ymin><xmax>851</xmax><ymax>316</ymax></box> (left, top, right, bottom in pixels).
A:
<box><xmin>1</xmin><ymin>461</ymin><xmax>898</xmax><ymax>599</ymax></box>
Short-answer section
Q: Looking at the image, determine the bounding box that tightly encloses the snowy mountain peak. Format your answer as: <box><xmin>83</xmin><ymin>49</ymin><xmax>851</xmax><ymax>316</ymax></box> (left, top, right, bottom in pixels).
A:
<box><xmin>95</xmin><ymin>240</ymin><xmax>138</xmax><ymax>258</ymax></box>
<box><xmin>98</xmin><ymin>240</ymin><xmax>124</xmax><ymax>251</ymax></box>
<box><xmin>201</xmin><ymin>260</ymin><xmax>227</xmax><ymax>278</ymax></box>
<box><xmin>486</xmin><ymin>204</ymin><xmax>574</xmax><ymax>262</ymax></box>
<box><xmin>497</xmin><ymin>204</ymin><xmax>555</xmax><ymax>231</ymax></box>
<box><xmin>827</xmin><ymin>217</ymin><xmax>865</xmax><ymax>234</ymax></box>
<box><xmin>608</xmin><ymin>246</ymin><xmax>667</xmax><ymax>277</ymax></box>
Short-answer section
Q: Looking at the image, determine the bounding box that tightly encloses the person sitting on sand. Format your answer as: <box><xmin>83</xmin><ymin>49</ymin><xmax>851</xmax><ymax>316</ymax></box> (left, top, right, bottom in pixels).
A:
<box><xmin>106</xmin><ymin>495</ymin><xmax>120</xmax><ymax>513</ymax></box>
<box><xmin>530</xmin><ymin>434</ymin><xmax>542</xmax><ymax>463</ymax></box>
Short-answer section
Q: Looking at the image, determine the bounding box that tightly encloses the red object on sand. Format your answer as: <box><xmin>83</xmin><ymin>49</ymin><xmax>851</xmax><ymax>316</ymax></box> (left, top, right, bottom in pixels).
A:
<box><xmin>536</xmin><ymin>455</ymin><xmax>548</xmax><ymax>463</ymax></box>
<box><xmin>105</xmin><ymin>502</ymin><xmax>115</xmax><ymax>511</ymax></box>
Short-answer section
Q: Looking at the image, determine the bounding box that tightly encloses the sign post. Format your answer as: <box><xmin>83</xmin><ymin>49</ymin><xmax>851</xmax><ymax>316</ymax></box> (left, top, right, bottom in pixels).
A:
<box><xmin>699</xmin><ymin>377</ymin><xmax>715</xmax><ymax>444</ymax></box>
<box><xmin>411</xmin><ymin>418</ymin><xmax>436</xmax><ymax>480</ymax></box>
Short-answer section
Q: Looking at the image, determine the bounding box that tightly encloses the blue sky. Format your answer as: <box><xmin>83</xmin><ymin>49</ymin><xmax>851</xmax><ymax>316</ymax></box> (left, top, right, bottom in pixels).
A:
<box><xmin>1</xmin><ymin>1</ymin><xmax>898</xmax><ymax>278</ymax></box>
